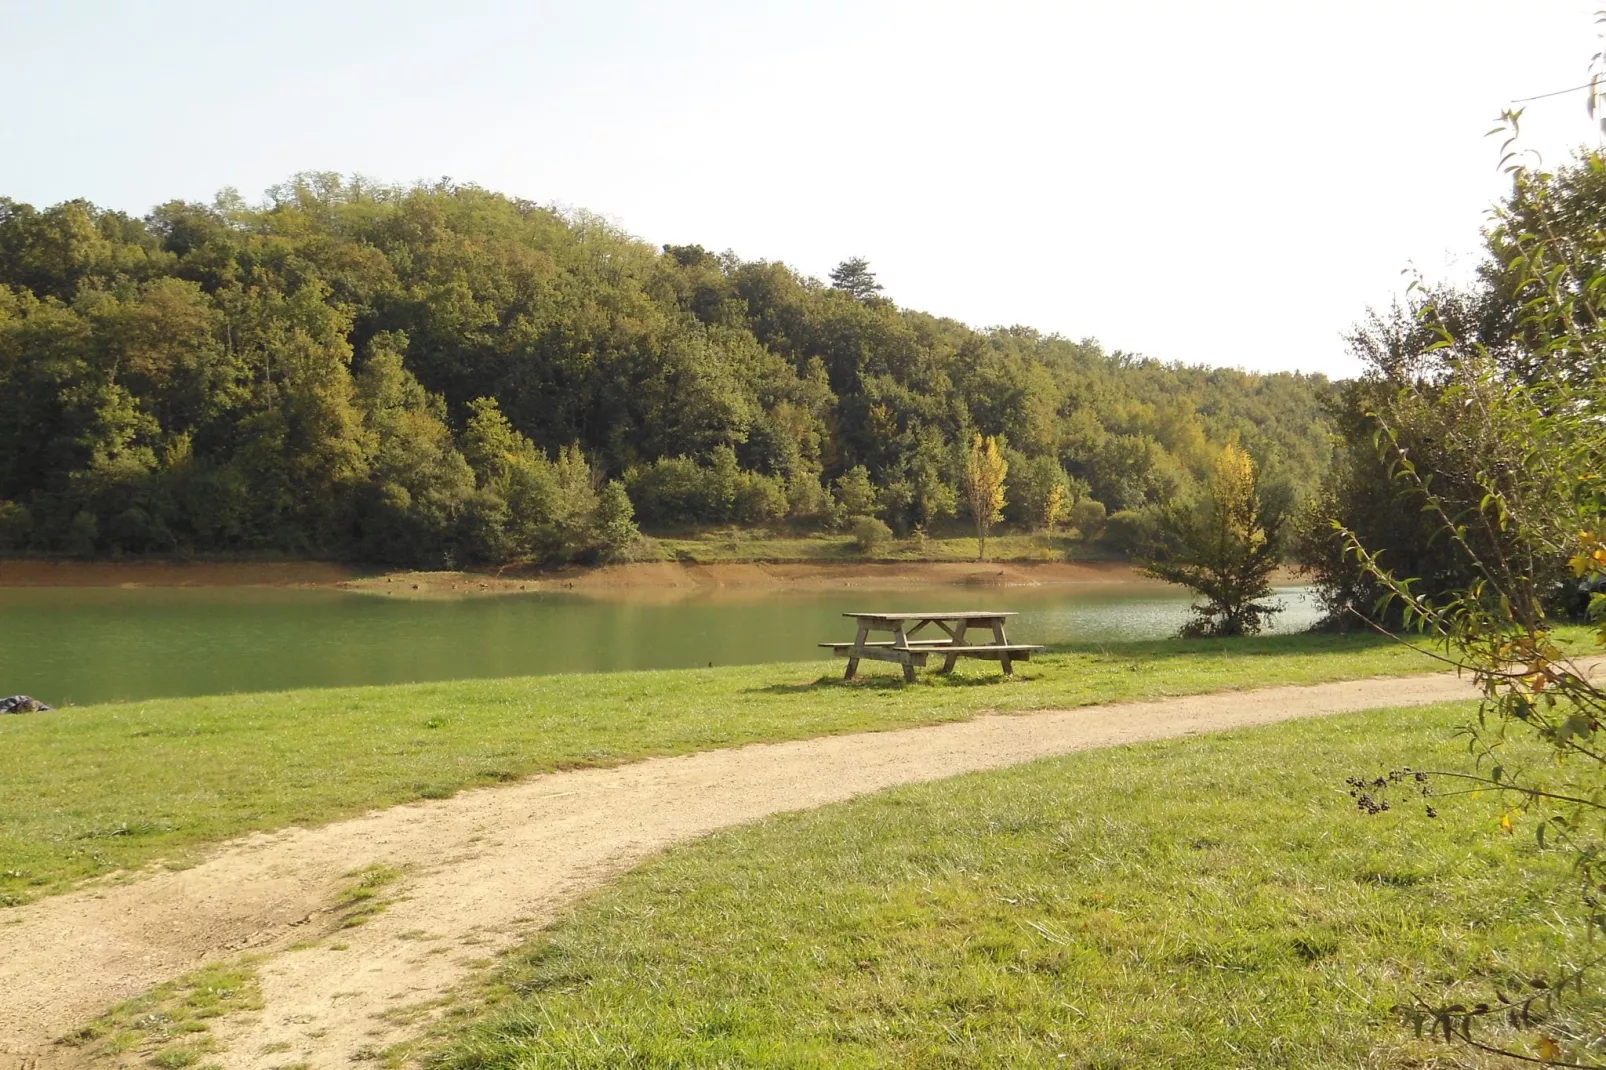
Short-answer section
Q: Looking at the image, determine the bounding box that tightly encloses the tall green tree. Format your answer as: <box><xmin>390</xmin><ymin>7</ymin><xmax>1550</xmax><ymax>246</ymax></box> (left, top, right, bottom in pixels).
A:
<box><xmin>352</xmin><ymin>332</ymin><xmax>474</xmax><ymax>563</ymax></box>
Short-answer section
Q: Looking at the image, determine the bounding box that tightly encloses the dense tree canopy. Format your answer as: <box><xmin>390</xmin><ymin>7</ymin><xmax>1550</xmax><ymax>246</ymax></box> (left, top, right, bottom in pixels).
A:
<box><xmin>0</xmin><ymin>175</ymin><xmax>1337</xmax><ymax>565</ymax></box>
<box><xmin>1295</xmin><ymin>150</ymin><xmax>1606</xmax><ymax>627</ymax></box>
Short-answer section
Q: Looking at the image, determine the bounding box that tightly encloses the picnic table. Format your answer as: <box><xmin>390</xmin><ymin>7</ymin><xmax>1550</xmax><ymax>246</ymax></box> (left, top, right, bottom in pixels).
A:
<box><xmin>820</xmin><ymin>612</ymin><xmax>1045</xmax><ymax>683</ymax></box>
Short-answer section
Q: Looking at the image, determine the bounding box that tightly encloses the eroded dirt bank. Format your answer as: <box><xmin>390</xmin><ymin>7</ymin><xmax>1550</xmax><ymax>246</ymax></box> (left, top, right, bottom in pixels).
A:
<box><xmin>0</xmin><ymin>557</ymin><xmax>1161</xmax><ymax>597</ymax></box>
<box><xmin>0</xmin><ymin>668</ymin><xmax>1499</xmax><ymax>1070</ymax></box>
<box><xmin>0</xmin><ymin>559</ymin><xmax>360</xmax><ymax>588</ymax></box>
<box><xmin>343</xmin><ymin>559</ymin><xmax>1162</xmax><ymax>598</ymax></box>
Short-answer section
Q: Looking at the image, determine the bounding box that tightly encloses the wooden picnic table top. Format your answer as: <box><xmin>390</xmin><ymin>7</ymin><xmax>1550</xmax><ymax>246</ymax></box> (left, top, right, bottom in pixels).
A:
<box><xmin>842</xmin><ymin>611</ymin><xmax>1016</xmax><ymax>621</ymax></box>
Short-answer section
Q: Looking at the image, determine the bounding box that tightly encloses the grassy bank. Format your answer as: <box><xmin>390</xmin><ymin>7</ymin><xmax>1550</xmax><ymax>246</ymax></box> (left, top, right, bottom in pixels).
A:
<box><xmin>439</xmin><ymin>700</ymin><xmax>1579</xmax><ymax>1069</ymax></box>
<box><xmin>644</xmin><ymin>529</ymin><xmax>1113</xmax><ymax>564</ymax></box>
<box><xmin>0</xmin><ymin>633</ymin><xmax>1449</xmax><ymax>906</ymax></box>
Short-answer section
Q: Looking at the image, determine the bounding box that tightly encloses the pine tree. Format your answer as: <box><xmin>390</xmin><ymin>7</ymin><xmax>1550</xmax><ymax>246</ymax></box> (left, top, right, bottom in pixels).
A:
<box><xmin>828</xmin><ymin>257</ymin><xmax>882</xmax><ymax>301</ymax></box>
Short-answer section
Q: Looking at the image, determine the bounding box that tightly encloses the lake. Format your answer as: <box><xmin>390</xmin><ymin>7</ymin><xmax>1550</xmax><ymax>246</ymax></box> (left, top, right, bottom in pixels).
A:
<box><xmin>0</xmin><ymin>582</ymin><xmax>1321</xmax><ymax>706</ymax></box>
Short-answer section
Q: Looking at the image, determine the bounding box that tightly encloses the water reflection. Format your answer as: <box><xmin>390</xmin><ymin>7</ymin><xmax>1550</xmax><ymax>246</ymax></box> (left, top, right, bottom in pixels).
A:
<box><xmin>0</xmin><ymin>582</ymin><xmax>1319</xmax><ymax>706</ymax></box>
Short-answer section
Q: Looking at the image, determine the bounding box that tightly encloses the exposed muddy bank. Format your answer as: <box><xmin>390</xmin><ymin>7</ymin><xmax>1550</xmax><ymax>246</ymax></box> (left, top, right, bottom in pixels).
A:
<box><xmin>0</xmin><ymin>558</ymin><xmax>359</xmax><ymax>588</ymax></box>
<box><xmin>0</xmin><ymin>557</ymin><xmax>1170</xmax><ymax>598</ymax></box>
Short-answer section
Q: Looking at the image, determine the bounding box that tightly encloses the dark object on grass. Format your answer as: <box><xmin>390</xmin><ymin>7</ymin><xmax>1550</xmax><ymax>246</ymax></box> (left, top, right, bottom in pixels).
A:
<box><xmin>0</xmin><ymin>695</ymin><xmax>52</xmax><ymax>714</ymax></box>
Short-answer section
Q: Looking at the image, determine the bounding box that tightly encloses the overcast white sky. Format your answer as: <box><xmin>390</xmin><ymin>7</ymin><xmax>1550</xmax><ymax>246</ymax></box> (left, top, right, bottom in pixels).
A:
<box><xmin>2</xmin><ymin>0</ymin><xmax>1602</xmax><ymax>376</ymax></box>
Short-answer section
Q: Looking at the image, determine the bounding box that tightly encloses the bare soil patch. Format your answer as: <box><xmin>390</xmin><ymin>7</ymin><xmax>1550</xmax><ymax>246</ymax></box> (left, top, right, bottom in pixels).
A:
<box><xmin>341</xmin><ymin>559</ymin><xmax>1164</xmax><ymax>600</ymax></box>
<box><xmin>0</xmin><ymin>559</ymin><xmax>359</xmax><ymax>588</ymax></box>
<box><xmin>0</xmin><ymin>669</ymin><xmax>1500</xmax><ymax>1070</ymax></box>
<box><xmin>2</xmin><ymin>557</ymin><xmax>1168</xmax><ymax>598</ymax></box>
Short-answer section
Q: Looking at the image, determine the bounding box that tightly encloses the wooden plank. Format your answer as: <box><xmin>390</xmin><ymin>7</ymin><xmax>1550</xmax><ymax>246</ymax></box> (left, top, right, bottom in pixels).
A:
<box><xmin>941</xmin><ymin>619</ymin><xmax>968</xmax><ymax>674</ymax></box>
<box><xmin>844</xmin><ymin>620</ymin><xmax>869</xmax><ymax>681</ymax></box>
<box><xmin>928</xmin><ymin>649</ymin><xmax>1035</xmax><ymax>663</ymax></box>
<box><xmin>820</xmin><ymin>641</ymin><xmax>1043</xmax><ymax>652</ymax></box>
<box><xmin>819</xmin><ymin>640</ymin><xmax>996</xmax><ymax>650</ymax></box>
<box><xmin>844</xmin><ymin>647</ymin><xmax>930</xmax><ymax>667</ymax></box>
<box><xmin>821</xmin><ymin>643</ymin><xmax>1040</xmax><ymax>656</ymax></box>
<box><xmin>892</xmin><ymin>622</ymin><xmax>915</xmax><ymax>683</ymax></box>
<box><xmin>991</xmin><ymin>617</ymin><xmax>1013</xmax><ymax>675</ymax></box>
<box><xmin>841</xmin><ymin>612</ymin><xmax>1016</xmax><ymax>621</ymax></box>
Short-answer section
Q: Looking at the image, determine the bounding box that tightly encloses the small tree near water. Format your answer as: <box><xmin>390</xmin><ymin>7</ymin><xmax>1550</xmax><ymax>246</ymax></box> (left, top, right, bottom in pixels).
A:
<box><xmin>963</xmin><ymin>434</ymin><xmax>1008</xmax><ymax>562</ymax></box>
<box><xmin>1043</xmin><ymin>482</ymin><xmax>1072</xmax><ymax>535</ymax></box>
<box><xmin>592</xmin><ymin>481</ymin><xmax>639</xmax><ymax>562</ymax></box>
<box><xmin>1140</xmin><ymin>442</ymin><xmax>1288</xmax><ymax>637</ymax></box>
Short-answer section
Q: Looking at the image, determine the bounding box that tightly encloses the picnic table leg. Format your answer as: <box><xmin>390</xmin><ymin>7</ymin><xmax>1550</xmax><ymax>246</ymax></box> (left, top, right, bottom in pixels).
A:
<box><xmin>991</xmin><ymin>619</ymin><xmax>1014</xmax><ymax>675</ymax></box>
<box><xmin>894</xmin><ymin>624</ymin><xmax>916</xmax><ymax>683</ymax></box>
<box><xmin>844</xmin><ymin>622</ymin><xmax>869</xmax><ymax>680</ymax></box>
<box><xmin>940</xmin><ymin>621</ymin><xmax>968</xmax><ymax>674</ymax></box>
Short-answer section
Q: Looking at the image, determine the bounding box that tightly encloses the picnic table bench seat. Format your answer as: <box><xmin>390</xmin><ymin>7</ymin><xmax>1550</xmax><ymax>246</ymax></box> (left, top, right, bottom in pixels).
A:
<box><xmin>822</xmin><ymin>612</ymin><xmax>1045</xmax><ymax>683</ymax></box>
<box><xmin>817</xmin><ymin>640</ymin><xmax>1041</xmax><ymax>657</ymax></box>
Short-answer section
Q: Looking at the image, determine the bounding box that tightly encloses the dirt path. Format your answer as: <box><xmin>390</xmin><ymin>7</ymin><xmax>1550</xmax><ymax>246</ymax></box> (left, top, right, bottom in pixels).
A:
<box><xmin>0</xmin><ymin>669</ymin><xmax>1501</xmax><ymax>1069</ymax></box>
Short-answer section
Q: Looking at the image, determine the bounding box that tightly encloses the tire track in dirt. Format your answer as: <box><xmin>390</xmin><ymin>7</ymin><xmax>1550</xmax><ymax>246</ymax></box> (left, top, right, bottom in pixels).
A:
<box><xmin>0</xmin><ymin>668</ymin><xmax>1516</xmax><ymax>1069</ymax></box>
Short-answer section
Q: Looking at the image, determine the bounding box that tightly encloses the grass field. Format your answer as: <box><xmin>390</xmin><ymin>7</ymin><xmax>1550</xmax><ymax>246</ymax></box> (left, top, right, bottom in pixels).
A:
<box><xmin>0</xmin><ymin>632</ymin><xmax>1452</xmax><ymax>906</ymax></box>
<box><xmin>644</xmin><ymin>528</ymin><xmax>1112</xmax><ymax>564</ymax></box>
<box><xmin>438</xmin><ymin>700</ymin><xmax>1588</xmax><ymax>1069</ymax></box>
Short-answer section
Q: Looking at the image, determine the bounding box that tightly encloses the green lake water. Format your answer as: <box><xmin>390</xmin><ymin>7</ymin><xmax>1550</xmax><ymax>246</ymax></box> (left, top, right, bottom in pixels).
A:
<box><xmin>0</xmin><ymin>583</ymin><xmax>1320</xmax><ymax>706</ymax></box>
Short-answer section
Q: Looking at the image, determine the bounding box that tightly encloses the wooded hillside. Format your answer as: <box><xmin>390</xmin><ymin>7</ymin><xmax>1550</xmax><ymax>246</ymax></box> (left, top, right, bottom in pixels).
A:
<box><xmin>0</xmin><ymin>174</ymin><xmax>1335</xmax><ymax>565</ymax></box>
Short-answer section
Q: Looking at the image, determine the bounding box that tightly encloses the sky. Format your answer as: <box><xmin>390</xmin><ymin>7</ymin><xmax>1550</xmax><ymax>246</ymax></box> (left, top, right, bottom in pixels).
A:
<box><xmin>2</xmin><ymin>0</ymin><xmax>1603</xmax><ymax>377</ymax></box>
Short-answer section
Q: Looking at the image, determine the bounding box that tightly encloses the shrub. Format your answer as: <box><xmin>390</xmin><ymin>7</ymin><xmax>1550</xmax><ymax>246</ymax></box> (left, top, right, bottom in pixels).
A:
<box><xmin>732</xmin><ymin>472</ymin><xmax>789</xmax><ymax>526</ymax></box>
<box><xmin>625</xmin><ymin>456</ymin><xmax>716</xmax><ymax>527</ymax></box>
<box><xmin>1068</xmin><ymin>498</ymin><xmax>1106</xmax><ymax>541</ymax></box>
<box><xmin>0</xmin><ymin>501</ymin><xmax>34</xmax><ymax>551</ymax></box>
<box><xmin>592</xmin><ymin>481</ymin><xmax>640</xmax><ymax>562</ymax></box>
<box><xmin>459</xmin><ymin>489</ymin><xmax>515</xmax><ymax>564</ymax></box>
<box><xmin>833</xmin><ymin>466</ymin><xmax>878</xmax><ymax>520</ymax></box>
<box><xmin>1102</xmin><ymin>508</ymin><xmax>1154</xmax><ymax>554</ymax></box>
<box><xmin>784</xmin><ymin>473</ymin><xmax>831</xmax><ymax>522</ymax></box>
<box><xmin>64</xmin><ymin>510</ymin><xmax>99</xmax><ymax>558</ymax></box>
<box><xmin>1005</xmin><ymin>453</ymin><xmax>1080</xmax><ymax>531</ymax></box>
<box><xmin>849</xmin><ymin>515</ymin><xmax>892</xmax><ymax>555</ymax></box>
<box><xmin>625</xmin><ymin>450</ymin><xmax>788</xmax><ymax>529</ymax></box>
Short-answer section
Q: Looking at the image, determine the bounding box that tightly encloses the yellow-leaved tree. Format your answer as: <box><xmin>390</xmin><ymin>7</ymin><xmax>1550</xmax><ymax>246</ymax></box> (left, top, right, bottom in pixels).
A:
<box><xmin>1139</xmin><ymin>441</ymin><xmax>1288</xmax><ymax>636</ymax></box>
<box><xmin>963</xmin><ymin>434</ymin><xmax>1008</xmax><ymax>561</ymax></box>
<box><xmin>1043</xmin><ymin>482</ymin><xmax>1072</xmax><ymax>535</ymax></box>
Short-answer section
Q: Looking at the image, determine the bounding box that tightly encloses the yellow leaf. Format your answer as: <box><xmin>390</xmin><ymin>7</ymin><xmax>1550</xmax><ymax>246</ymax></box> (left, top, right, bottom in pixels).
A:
<box><xmin>1539</xmin><ymin>1036</ymin><xmax>1561</xmax><ymax>1060</ymax></box>
<box><xmin>1501</xmin><ymin>812</ymin><xmax>1514</xmax><ymax>834</ymax></box>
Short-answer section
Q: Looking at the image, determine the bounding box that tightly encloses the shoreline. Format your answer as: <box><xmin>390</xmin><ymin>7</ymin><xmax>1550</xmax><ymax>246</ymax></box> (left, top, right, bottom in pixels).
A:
<box><xmin>0</xmin><ymin>557</ymin><xmax>1173</xmax><ymax>596</ymax></box>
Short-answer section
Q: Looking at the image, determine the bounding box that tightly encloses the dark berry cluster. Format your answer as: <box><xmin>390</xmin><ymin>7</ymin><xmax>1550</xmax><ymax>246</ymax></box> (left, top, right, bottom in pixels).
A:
<box><xmin>1346</xmin><ymin>768</ymin><xmax>1436</xmax><ymax>817</ymax></box>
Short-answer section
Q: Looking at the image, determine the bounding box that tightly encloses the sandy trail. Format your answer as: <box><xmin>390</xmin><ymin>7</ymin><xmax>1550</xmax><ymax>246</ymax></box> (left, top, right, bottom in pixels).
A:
<box><xmin>0</xmin><ymin>669</ymin><xmax>1504</xmax><ymax>1069</ymax></box>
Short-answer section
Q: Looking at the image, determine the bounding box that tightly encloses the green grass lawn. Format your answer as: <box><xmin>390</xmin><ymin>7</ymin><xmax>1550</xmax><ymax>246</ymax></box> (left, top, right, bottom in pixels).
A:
<box><xmin>644</xmin><ymin>528</ymin><xmax>1113</xmax><ymax>563</ymax></box>
<box><xmin>437</xmin><ymin>700</ymin><xmax>1589</xmax><ymax>1069</ymax></box>
<box><xmin>0</xmin><ymin>632</ymin><xmax>1451</xmax><ymax>906</ymax></box>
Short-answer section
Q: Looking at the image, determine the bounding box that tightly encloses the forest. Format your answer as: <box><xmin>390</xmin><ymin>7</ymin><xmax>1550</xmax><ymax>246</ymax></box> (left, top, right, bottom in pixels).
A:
<box><xmin>0</xmin><ymin>174</ymin><xmax>1336</xmax><ymax>565</ymax></box>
